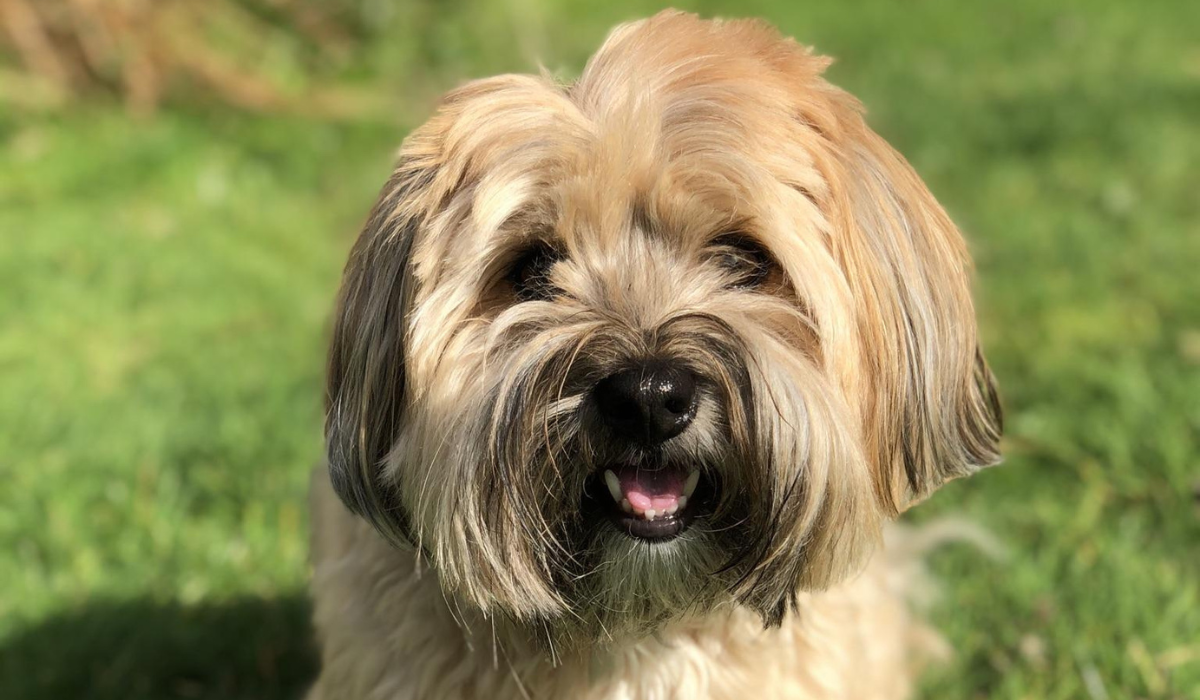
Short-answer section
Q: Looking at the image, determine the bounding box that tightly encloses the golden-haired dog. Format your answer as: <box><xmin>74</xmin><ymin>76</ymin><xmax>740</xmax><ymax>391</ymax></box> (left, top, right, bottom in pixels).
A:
<box><xmin>308</xmin><ymin>10</ymin><xmax>1002</xmax><ymax>699</ymax></box>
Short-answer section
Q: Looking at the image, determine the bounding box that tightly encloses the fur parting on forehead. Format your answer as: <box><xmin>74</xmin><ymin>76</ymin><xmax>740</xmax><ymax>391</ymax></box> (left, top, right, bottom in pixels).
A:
<box><xmin>412</xmin><ymin>13</ymin><xmax>848</xmax><ymax>257</ymax></box>
<box><xmin>570</xmin><ymin>12</ymin><xmax>840</xmax><ymax>190</ymax></box>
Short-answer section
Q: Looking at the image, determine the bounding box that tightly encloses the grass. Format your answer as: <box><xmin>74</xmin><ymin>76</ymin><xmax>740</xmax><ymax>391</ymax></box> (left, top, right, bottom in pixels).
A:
<box><xmin>1</xmin><ymin>1</ymin><xmax>1197</xmax><ymax>698</ymax></box>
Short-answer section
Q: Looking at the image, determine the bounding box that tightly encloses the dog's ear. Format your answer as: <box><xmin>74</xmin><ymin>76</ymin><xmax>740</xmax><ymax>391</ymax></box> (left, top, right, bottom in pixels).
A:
<box><xmin>825</xmin><ymin>120</ymin><xmax>1003</xmax><ymax>514</ymax></box>
<box><xmin>325</xmin><ymin>75</ymin><xmax>564</xmax><ymax>548</ymax></box>
<box><xmin>324</xmin><ymin>163</ymin><xmax>431</xmax><ymax>548</ymax></box>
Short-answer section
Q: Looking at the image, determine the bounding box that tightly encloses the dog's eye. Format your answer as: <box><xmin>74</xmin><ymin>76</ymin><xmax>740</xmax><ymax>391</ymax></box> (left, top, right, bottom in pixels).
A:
<box><xmin>711</xmin><ymin>234</ymin><xmax>775</xmax><ymax>289</ymax></box>
<box><xmin>507</xmin><ymin>242</ymin><xmax>563</xmax><ymax>302</ymax></box>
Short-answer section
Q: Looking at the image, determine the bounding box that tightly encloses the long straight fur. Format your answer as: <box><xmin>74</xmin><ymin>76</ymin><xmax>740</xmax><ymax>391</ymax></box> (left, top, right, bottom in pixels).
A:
<box><xmin>311</xmin><ymin>10</ymin><xmax>1001</xmax><ymax>699</ymax></box>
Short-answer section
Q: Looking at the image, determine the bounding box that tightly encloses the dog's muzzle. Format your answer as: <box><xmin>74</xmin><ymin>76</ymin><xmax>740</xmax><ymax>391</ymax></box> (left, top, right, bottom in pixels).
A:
<box><xmin>583</xmin><ymin>361</ymin><xmax>716</xmax><ymax>540</ymax></box>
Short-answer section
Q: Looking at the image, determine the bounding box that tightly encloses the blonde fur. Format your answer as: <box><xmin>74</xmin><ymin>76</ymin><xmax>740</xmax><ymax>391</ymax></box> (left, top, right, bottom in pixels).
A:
<box><xmin>312</xmin><ymin>10</ymin><xmax>1001</xmax><ymax>699</ymax></box>
<box><xmin>310</xmin><ymin>472</ymin><xmax>940</xmax><ymax>700</ymax></box>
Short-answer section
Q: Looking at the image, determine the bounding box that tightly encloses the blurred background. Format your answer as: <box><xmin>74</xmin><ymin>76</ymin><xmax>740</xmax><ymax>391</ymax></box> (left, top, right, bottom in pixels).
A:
<box><xmin>0</xmin><ymin>1</ymin><xmax>1196</xmax><ymax>698</ymax></box>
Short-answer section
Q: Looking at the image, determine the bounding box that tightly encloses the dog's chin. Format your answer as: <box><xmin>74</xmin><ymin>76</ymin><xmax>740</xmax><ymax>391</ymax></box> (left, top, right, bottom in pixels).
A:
<box><xmin>550</xmin><ymin>465</ymin><xmax>728</xmax><ymax>644</ymax></box>
<box><xmin>581</xmin><ymin>462</ymin><xmax>719</xmax><ymax>542</ymax></box>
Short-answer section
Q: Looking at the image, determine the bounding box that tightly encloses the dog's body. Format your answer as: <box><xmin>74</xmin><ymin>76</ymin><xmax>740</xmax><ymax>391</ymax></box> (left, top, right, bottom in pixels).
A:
<box><xmin>309</xmin><ymin>11</ymin><xmax>1000</xmax><ymax>699</ymax></box>
<box><xmin>310</xmin><ymin>473</ymin><xmax>938</xmax><ymax>700</ymax></box>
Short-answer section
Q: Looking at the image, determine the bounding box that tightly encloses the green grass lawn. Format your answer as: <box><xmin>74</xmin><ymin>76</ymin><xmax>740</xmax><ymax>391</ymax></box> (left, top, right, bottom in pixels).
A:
<box><xmin>1</xmin><ymin>1</ymin><xmax>1198</xmax><ymax>698</ymax></box>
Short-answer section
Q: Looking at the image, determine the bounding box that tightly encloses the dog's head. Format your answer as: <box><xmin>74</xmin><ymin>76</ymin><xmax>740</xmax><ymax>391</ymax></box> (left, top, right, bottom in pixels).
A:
<box><xmin>325</xmin><ymin>11</ymin><xmax>1001</xmax><ymax>642</ymax></box>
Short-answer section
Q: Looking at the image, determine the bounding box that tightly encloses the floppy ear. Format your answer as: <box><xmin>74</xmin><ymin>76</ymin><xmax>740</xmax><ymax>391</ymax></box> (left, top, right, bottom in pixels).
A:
<box><xmin>324</xmin><ymin>163</ymin><xmax>431</xmax><ymax>548</ymax></box>
<box><xmin>826</xmin><ymin>121</ymin><xmax>1003</xmax><ymax>514</ymax></box>
<box><xmin>326</xmin><ymin>75</ymin><xmax>584</xmax><ymax>552</ymax></box>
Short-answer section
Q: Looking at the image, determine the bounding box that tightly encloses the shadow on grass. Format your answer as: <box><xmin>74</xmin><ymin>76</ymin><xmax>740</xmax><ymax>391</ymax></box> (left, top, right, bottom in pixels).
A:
<box><xmin>0</xmin><ymin>595</ymin><xmax>318</xmax><ymax>700</ymax></box>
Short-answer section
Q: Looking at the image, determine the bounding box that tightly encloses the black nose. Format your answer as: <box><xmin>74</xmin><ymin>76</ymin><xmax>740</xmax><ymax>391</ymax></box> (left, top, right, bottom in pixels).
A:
<box><xmin>593</xmin><ymin>362</ymin><xmax>698</xmax><ymax>444</ymax></box>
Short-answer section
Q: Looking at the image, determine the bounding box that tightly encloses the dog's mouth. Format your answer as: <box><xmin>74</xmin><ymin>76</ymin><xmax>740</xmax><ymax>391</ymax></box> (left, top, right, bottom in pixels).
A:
<box><xmin>584</xmin><ymin>463</ymin><xmax>710</xmax><ymax>541</ymax></box>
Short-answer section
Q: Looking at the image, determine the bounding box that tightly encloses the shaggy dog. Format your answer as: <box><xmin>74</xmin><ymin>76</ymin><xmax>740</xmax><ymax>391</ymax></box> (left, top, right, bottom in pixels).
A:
<box><xmin>308</xmin><ymin>10</ymin><xmax>1002</xmax><ymax>699</ymax></box>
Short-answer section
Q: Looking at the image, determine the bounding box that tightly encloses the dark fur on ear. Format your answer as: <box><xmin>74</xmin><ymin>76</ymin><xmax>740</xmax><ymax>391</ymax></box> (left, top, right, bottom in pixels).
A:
<box><xmin>323</xmin><ymin>74</ymin><xmax>580</xmax><ymax>553</ymax></box>
<box><xmin>325</xmin><ymin>166</ymin><xmax>431</xmax><ymax>548</ymax></box>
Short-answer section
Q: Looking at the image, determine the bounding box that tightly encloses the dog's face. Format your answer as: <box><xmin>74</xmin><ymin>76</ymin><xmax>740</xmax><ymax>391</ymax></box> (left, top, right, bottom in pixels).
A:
<box><xmin>325</xmin><ymin>11</ymin><xmax>1001</xmax><ymax>643</ymax></box>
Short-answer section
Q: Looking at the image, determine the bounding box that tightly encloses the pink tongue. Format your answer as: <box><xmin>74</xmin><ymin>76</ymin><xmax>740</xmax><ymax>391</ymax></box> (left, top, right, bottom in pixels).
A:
<box><xmin>617</xmin><ymin>467</ymin><xmax>684</xmax><ymax>512</ymax></box>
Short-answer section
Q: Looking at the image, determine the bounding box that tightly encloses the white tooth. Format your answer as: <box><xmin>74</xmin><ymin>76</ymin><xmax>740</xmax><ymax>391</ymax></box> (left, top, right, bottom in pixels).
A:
<box><xmin>645</xmin><ymin>509</ymin><xmax>656</xmax><ymax>520</ymax></box>
<box><xmin>683</xmin><ymin>470</ymin><xmax>700</xmax><ymax>499</ymax></box>
<box><xmin>621</xmin><ymin>499</ymin><xmax>633</xmax><ymax>513</ymax></box>
<box><xmin>604</xmin><ymin>470</ymin><xmax>622</xmax><ymax>502</ymax></box>
<box><xmin>677</xmin><ymin>496</ymin><xmax>688</xmax><ymax>510</ymax></box>
<box><xmin>666</xmin><ymin>503</ymin><xmax>678</xmax><ymax>515</ymax></box>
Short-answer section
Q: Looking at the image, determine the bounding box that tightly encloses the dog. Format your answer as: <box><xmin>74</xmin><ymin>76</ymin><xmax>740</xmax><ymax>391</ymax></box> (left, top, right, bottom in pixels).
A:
<box><xmin>308</xmin><ymin>10</ymin><xmax>1002</xmax><ymax>699</ymax></box>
